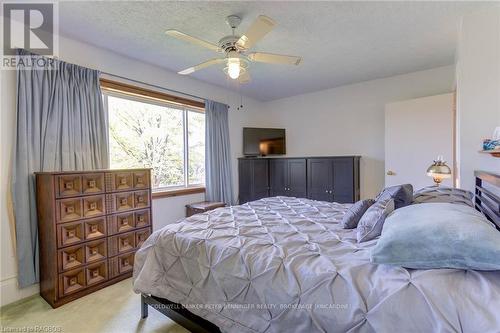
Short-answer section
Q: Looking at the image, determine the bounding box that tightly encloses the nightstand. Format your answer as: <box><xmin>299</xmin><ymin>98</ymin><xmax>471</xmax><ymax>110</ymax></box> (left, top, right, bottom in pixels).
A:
<box><xmin>185</xmin><ymin>201</ymin><xmax>226</xmax><ymax>217</ymax></box>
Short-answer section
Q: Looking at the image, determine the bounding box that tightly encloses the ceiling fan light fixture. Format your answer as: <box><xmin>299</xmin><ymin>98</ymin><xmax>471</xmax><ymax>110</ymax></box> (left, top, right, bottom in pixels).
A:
<box><xmin>166</xmin><ymin>14</ymin><xmax>301</xmax><ymax>84</ymax></box>
<box><xmin>227</xmin><ymin>57</ymin><xmax>241</xmax><ymax>79</ymax></box>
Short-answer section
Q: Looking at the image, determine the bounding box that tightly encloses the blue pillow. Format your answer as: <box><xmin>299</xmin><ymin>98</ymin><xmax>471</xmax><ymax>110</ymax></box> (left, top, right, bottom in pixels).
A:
<box><xmin>371</xmin><ymin>203</ymin><xmax>500</xmax><ymax>270</ymax></box>
<box><xmin>341</xmin><ymin>199</ymin><xmax>375</xmax><ymax>229</ymax></box>
<box><xmin>375</xmin><ymin>184</ymin><xmax>413</xmax><ymax>209</ymax></box>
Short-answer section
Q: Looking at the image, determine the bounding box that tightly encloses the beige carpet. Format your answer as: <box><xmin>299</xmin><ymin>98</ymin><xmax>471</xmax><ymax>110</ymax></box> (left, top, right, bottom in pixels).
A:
<box><xmin>0</xmin><ymin>278</ymin><xmax>188</xmax><ymax>333</ymax></box>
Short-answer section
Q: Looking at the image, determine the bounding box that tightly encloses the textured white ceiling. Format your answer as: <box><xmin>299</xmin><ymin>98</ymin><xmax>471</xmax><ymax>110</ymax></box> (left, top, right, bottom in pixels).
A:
<box><xmin>59</xmin><ymin>1</ymin><xmax>492</xmax><ymax>101</ymax></box>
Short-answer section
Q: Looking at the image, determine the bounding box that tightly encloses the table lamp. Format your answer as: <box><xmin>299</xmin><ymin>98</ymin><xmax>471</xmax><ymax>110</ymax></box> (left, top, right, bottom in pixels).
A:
<box><xmin>426</xmin><ymin>156</ymin><xmax>451</xmax><ymax>186</ymax></box>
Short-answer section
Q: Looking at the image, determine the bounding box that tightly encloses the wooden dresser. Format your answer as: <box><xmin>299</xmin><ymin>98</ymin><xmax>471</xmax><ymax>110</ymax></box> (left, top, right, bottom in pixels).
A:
<box><xmin>35</xmin><ymin>169</ymin><xmax>152</xmax><ymax>308</ymax></box>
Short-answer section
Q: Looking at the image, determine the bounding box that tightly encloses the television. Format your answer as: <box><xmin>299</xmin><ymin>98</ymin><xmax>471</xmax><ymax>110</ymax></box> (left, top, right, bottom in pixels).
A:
<box><xmin>243</xmin><ymin>127</ymin><xmax>286</xmax><ymax>156</ymax></box>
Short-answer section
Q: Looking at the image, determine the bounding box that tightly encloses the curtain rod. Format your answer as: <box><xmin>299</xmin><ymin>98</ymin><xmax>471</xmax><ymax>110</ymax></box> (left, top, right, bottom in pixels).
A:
<box><xmin>18</xmin><ymin>48</ymin><xmax>229</xmax><ymax>107</ymax></box>
<box><xmin>100</xmin><ymin>71</ymin><xmax>226</xmax><ymax>106</ymax></box>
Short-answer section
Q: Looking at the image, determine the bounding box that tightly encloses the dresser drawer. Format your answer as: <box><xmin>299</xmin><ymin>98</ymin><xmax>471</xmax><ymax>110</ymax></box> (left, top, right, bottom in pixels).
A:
<box><xmin>82</xmin><ymin>195</ymin><xmax>105</xmax><ymax>219</ymax></box>
<box><xmin>83</xmin><ymin>218</ymin><xmax>106</xmax><ymax>241</ymax></box>
<box><xmin>107</xmin><ymin>192</ymin><xmax>134</xmax><ymax>213</ymax></box>
<box><xmin>107</xmin><ymin>191</ymin><xmax>150</xmax><ymax>213</ymax></box>
<box><xmin>58</xmin><ymin>244</ymin><xmax>85</xmax><ymax>272</ymax></box>
<box><xmin>106</xmin><ymin>172</ymin><xmax>134</xmax><ymax>192</ymax></box>
<box><xmin>57</xmin><ymin>221</ymin><xmax>84</xmax><ymax>248</ymax></box>
<box><xmin>56</xmin><ymin>198</ymin><xmax>83</xmax><ymax>223</ymax></box>
<box><xmin>109</xmin><ymin>252</ymin><xmax>135</xmax><ymax>279</ymax></box>
<box><xmin>85</xmin><ymin>239</ymin><xmax>107</xmax><ymax>264</ymax></box>
<box><xmin>133</xmin><ymin>171</ymin><xmax>150</xmax><ymax>189</ymax></box>
<box><xmin>82</xmin><ymin>173</ymin><xmax>104</xmax><ymax>195</ymax></box>
<box><xmin>135</xmin><ymin>209</ymin><xmax>151</xmax><ymax>229</ymax></box>
<box><xmin>107</xmin><ymin>212</ymin><xmax>135</xmax><ymax>235</ymax></box>
<box><xmin>86</xmin><ymin>261</ymin><xmax>107</xmax><ymax>286</ymax></box>
<box><xmin>134</xmin><ymin>191</ymin><xmax>149</xmax><ymax>209</ymax></box>
<box><xmin>56</xmin><ymin>175</ymin><xmax>82</xmax><ymax>198</ymax></box>
<box><xmin>107</xmin><ymin>231</ymin><xmax>135</xmax><ymax>256</ymax></box>
<box><xmin>59</xmin><ymin>268</ymin><xmax>85</xmax><ymax>297</ymax></box>
<box><xmin>135</xmin><ymin>228</ymin><xmax>151</xmax><ymax>249</ymax></box>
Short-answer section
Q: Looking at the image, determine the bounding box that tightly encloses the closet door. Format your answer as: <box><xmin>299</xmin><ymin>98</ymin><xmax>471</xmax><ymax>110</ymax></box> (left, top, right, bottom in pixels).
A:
<box><xmin>332</xmin><ymin>158</ymin><xmax>355</xmax><ymax>203</ymax></box>
<box><xmin>270</xmin><ymin>159</ymin><xmax>288</xmax><ymax>197</ymax></box>
<box><xmin>287</xmin><ymin>159</ymin><xmax>307</xmax><ymax>198</ymax></box>
<box><xmin>307</xmin><ymin>159</ymin><xmax>334</xmax><ymax>202</ymax></box>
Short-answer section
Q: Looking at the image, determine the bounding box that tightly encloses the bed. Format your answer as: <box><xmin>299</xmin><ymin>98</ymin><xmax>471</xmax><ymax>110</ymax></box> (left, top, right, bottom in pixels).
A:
<box><xmin>133</xmin><ymin>171</ymin><xmax>500</xmax><ymax>332</ymax></box>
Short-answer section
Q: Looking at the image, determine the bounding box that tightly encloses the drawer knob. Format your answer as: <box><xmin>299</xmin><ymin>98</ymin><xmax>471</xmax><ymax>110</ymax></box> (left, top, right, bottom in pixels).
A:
<box><xmin>137</xmin><ymin>176</ymin><xmax>143</xmax><ymax>184</ymax></box>
<box><xmin>120</xmin><ymin>177</ymin><xmax>127</xmax><ymax>185</ymax></box>
<box><xmin>120</xmin><ymin>198</ymin><xmax>127</xmax><ymax>206</ymax></box>
<box><xmin>89</xmin><ymin>202</ymin><xmax>97</xmax><ymax>210</ymax></box>
<box><xmin>66</xmin><ymin>206</ymin><xmax>74</xmax><ymax>214</ymax></box>
<box><xmin>68</xmin><ymin>253</ymin><xmax>76</xmax><ymax>261</ymax></box>
<box><xmin>90</xmin><ymin>225</ymin><xmax>98</xmax><ymax>233</ymax></box>
<box><xmin>91</xmin><ymin>248</ymin><xmax>98</xmax><ymax>255</ymax></box>
<box><xmin>69</xmin><ymin>277</ymin><xmax>77</xmax><ymax>286</ymax></box>
<box><xmin>137</xmin><ymin>196</ymin><xmax>144</xmax><ymax>203</ymax></box>
<box><xmin>92</xmin><ymin>270</ymin><xmax>99</xmax><ymax>278</ymax></box>
<box><xmin>65</xmin><ymin>182</ymin><xmax>74</xmax><ymax>190</ymax></box>
<box><xmin>123</xmin><ymin>259</ymin><xmax>129</xmax><ymax>266</ymax></box>
<box><xmin>122</xmin><ymin>239</ymin><xmax>129</xmax><ymax>246</ymax></box>
<box><xmin>137</xmin><ymin>215</ymin><xmax>144</xmax><ymax>223</ymax></box>
<box><xmin>88</xmin><ymin>180</ymin><xmax>96</xmax><ymax>188</ymax></box>
<box><xmin>67</xmin><ymin>230</ymin><xmax>75</xmax><ymax>238</ymax></box>
<box><xmin>121</xmin><ymin>218</ymin><xmax>128</xmax><ymax>226</ymax></box>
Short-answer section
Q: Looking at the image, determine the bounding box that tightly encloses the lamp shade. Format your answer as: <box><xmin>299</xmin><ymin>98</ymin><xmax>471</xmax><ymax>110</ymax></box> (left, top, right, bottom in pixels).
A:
<box><xmin>426</xmin><ymin>164</ymin><xmax>452</xmax><ymax>178</ymax></box>
<box><xmin>426</xmin><ymin>157</ymin><xmax>451</xmax><ymax>186</ymax></box>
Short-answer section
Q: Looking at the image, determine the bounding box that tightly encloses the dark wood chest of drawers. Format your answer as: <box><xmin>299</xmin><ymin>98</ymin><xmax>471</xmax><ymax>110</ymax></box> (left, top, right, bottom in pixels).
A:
<box><xmin>35</xmin><ymin>169</ymin><xmax>152</xmax><ymax>308</ymax></box>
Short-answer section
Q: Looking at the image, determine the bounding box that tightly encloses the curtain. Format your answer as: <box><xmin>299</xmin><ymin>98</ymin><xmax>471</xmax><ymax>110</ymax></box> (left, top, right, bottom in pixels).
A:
<box><xmin>12</xmin><ymin>49</ymin><xmax>109</xmax><ymax>287</ymax></box>
<box><xmin>205</xmin><ymin>100</ymin><xmax>234</xmax><ymax>205</ymax></box>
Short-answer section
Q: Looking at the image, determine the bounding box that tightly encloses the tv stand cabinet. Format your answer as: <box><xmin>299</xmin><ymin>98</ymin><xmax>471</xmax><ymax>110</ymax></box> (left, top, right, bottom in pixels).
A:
<box><xmin>238</xmin><ymin>156</ymin><xmax>360</xmax><ymax>204</ymax></box>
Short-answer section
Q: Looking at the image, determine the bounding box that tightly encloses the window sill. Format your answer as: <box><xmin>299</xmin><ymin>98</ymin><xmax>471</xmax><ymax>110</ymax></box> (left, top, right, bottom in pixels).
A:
<box><xmin>152</xmin><ymin>186</ymin><xmax>206</xmax><ymax>199</ymax></box>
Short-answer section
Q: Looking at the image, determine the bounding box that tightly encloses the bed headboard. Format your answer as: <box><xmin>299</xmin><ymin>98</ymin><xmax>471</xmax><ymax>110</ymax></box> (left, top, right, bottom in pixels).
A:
<box><xmin>474</xmin><ymin>171</ymin><xmax>500</xmax><ymax>229</ymax></box>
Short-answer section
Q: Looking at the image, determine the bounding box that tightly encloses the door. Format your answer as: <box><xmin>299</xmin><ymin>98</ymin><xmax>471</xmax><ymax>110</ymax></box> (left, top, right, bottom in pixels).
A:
<box><xmin>332</xmin><ymin>158</ymin><xmax>354</xmax><ymax>203</ymax></box>
<box><xmin>307</xmin><ymin>159</ymin><xmax>334</xmax><ymax>202</ymax></box>
<box><xmin>238</xmin><ymin>159</ymin><xmax>269</xmax><ymax>204</ymax></box>
<box><xmin>252</xmin><ymin>159</ymin><xmax>270</xmax><ymax>200</ymax></box>
<box><xmin>270</xmin><ymin>159</ymin><xmax>288</xmax><ymax>196</ymax></box>
<box><xmin>385</xmin><ymin>93</ymin><xmax>454</xmax><ymax>189</ymax></box>
<box><xmin>287</xmin><ymin>159</ymin><xmax>307</xmax><ymax>198</ymax></box>
<box><xmin>238</xmin><ymin>159</ymin><xmax>253</xmax><ymax>204</ymax></box>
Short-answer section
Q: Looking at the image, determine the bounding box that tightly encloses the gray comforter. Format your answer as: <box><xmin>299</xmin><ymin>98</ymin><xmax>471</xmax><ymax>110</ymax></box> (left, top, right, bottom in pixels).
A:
<box><xmin>133</xmin><ymin>197</ymin><xmax>500</xmax><ymax>333</ymax></box>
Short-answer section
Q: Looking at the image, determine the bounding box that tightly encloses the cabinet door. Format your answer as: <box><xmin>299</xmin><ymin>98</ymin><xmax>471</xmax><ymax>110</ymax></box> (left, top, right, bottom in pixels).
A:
<box><xmin>307</xmin><ymin>159</ymin><xmax>334</xmax><ymax>202</ymax></box>
<box><xmin>287</xmin><ymin>159</ymin><xmax>307</xmax><ymax>198</ymax></box>
<box><xmin>333</xmin><ymin>158</ymin><xmax>355</xmax><ymax>203</ymax></box>
<box><xmin>238</xmin><ymin>159</ymin><xmax>253</xmax><ymax>204</ymax></box>
<box><xmin>252</xmin><ymin>159</ymin><xmax>269</xmax><ymax>200</ymax></box>
<box><xmin>269</xmin><ymin>159</ymin><xmax>288</xmax><ymax>196</ymax></box>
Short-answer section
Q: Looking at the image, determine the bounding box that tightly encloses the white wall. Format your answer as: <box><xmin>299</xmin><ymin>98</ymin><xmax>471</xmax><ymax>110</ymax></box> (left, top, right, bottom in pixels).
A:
<box><xmin>456</xmin><ymin>6</ymin><xmax>500</xmax><ymax>192</ymax></box>
<box><xmin>262</xmin><ymin>66</ymin><xmax>455</xmax><ymax>199</ymax></box>
<box><xmin>0</xmin><ymin>35</ymin><xmax>266</xmax><ymax>306</ymax></box>
<box><xmin>385</xmin><ymin>94</ymin><xmax>454</xmax><ymax>189</ymax></box>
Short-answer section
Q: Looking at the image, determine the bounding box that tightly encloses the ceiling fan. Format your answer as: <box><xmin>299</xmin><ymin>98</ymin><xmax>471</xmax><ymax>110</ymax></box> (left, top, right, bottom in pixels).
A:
<box><xmin>165</xmin><ymin>15</ymin><xmax>302</xmax><ymax>83</ymax></box>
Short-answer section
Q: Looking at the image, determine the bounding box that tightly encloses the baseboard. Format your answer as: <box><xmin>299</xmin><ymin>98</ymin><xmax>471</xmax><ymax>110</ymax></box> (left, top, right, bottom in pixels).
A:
<box><xmin>0</xmin><ymin>276</ymin><xmax>39</xmax><ymax>307</ymax></box>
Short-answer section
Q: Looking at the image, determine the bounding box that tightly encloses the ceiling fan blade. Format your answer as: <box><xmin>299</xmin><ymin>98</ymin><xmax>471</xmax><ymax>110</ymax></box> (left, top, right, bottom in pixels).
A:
<box><xmin>236</xmin><ymin>15</ymin><xmax>276</xmax><ymax>50</ymax></box>
<box><xmin>165</xmin><ymin>29</ymin><xmax>220</xmax><ymax>52</ymax></box>
<box><xmin>248</xmin><ymin>52</ymin><xmax>302</xmax><ymax>65</ymax></box>
<box><xmin>238</xmin><ymin>71</ymin><xmax>251</xmax><ymax>84</ymax></box>
<box><xmin>178</xmin><ymin>58</ymin><xmax>225</xmax><ymax>75</ymax></box>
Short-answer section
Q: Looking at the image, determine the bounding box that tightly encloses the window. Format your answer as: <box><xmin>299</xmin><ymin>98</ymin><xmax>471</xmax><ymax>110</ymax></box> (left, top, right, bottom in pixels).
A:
<box><xmin>102</xmin><ymin>81</ymin><xmax>205</xmax><ymax>194</ymax></box>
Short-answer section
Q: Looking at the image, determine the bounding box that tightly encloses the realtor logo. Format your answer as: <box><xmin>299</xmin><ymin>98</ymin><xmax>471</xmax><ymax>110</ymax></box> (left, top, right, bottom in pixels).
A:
<box><xmin>3</xmin><ymin>2</ymin><xmax>54</xmax><ymax>55</ymax></box>
<box><xmin>1</xmin><ymin>1</ymin><xmax>58</xmax><ymax>69</ymax></box>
